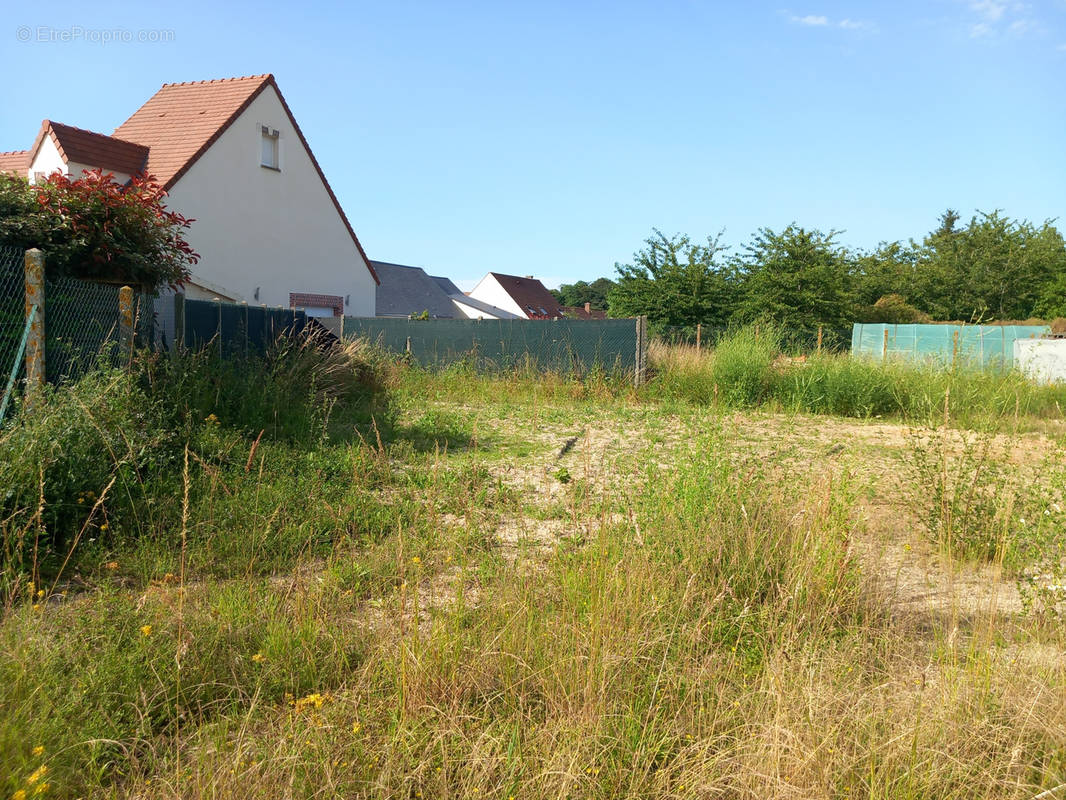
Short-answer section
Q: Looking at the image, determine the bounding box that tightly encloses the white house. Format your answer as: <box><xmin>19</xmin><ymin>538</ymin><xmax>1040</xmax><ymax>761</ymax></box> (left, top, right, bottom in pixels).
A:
<box><xmin>467</xmin><ymin>272</ymin><xmax>565</xmax><ymax>320</ymax></box>
<box><xmin>0</xmin><ymin>74</ymin><xmax>378</xmax><ymax>316</ymax></box>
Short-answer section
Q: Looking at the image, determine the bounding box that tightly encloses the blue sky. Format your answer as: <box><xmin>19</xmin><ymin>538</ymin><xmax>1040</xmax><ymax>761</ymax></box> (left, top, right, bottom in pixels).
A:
<box><xmin>2</xmin><ymin>0</ymin><xmax>1064</xmax><ymax>289</ymax></box>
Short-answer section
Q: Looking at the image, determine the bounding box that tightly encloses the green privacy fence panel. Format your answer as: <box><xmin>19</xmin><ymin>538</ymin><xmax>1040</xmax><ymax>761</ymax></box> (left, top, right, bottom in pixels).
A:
<box><xmin>181</xmin><ymin>298</ymin><xmax>308</xmax><ymax>355</ymax></box>
<box><xmin>0</xmin><ymin>246</ymin><xmax>23</xmax><ymax>386</ymax></box>
<box><xmin>44</xmin><ymin>276</ymin><xmax>153</xmax><ymax>382</ymax></box>
<box><xmin>851</xmin><ymin>323</ymin><xmax>1050</xmax><ymax>368</ymax></box>
<box><xmin>333</xmin><ymin>317</ymin><xmax>639</xmax><ymax>373</ymax></box>
<box><xmin>658</xmin><ymin>324</ymin><xmax>853</xmax><ymax>353</ymax></box>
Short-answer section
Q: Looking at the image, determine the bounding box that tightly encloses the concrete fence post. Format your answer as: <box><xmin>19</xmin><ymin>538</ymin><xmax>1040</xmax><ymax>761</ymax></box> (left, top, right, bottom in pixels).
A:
<box><xmin>634</xmin><ymin>315</ymin><xmax>647</xmax><ymax>388</ymax></box>
<box><xmin>118</xmin><ymin>286</ymin><xmax>134</xmax><ymax>363</ymax></box>
<box><xmin>24</xmin><ymin>248</ymin><xmax>45</xmax><ymax>408</ymax></box>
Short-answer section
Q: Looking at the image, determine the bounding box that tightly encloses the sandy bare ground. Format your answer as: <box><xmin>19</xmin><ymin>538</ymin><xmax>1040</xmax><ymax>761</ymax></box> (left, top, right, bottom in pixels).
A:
<box><xmin>423</xmin><ymin>402</ymin><xmax>1064</xmax><ymax>626</ymax></box>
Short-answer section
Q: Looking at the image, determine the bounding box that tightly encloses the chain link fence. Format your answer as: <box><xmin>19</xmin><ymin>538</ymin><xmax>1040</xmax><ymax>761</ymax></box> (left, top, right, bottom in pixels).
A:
<box><xmin>320</xmin><ymin>316</ymin><xmax>641</xmax><ymax>376</ymax></box>
<box><xmin>0</xmin><ymin>246</ymin><xmax>23</xmax><ymax>388</ymax></box>
<box><xmin>44</xmin><ymin>276</ymin><xmax>153</xmax><ymax>382</ymax></box>
<box><xmin>657</xmin><ymin>323</ymin><xmax>853</xmax><ymax>354</ymax></box>
<box><xmin>0</xmin><ymin>245</ymin><xmax>156</xmax><ymax>402</ymax></box>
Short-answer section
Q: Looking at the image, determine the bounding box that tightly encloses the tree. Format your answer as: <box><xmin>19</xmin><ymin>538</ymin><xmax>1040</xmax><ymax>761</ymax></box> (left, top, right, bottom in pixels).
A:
<box><xmin>913</xmin><ymin>210</ymin><xmax>1066</xmax><ymax>321</ymax></box>
<box><xmin>551</xmin><ymin>277</ymin><xmax>615</xmax><ymax>309</ymax></box>
<box><xmin>607</xmin><ymin>229</ymin><xmax>736</xmax><ymax>328</ymax></box>
<box><xmin>0</xmin><ymin>170</ymin><xmax>198</xmax><ymax>289</ymax></box>
<box><xmin>735</xmin><ymin>225</ymin><xmax>854</xmax><ymax>330</ymax></box>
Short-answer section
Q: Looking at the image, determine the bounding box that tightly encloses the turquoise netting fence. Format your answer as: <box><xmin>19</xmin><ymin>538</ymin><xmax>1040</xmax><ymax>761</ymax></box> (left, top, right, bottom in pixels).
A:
<box><xmin>851</xmin><ymin>323</ymin><xmax>1050</xmax><ymax>368</ymax></box>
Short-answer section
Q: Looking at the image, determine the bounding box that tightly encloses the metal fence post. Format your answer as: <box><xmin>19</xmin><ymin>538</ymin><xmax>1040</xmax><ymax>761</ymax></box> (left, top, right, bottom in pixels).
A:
<box><xmin>118</xmin><ymin>285</ymin><xmax>134</xmax><ymax>363</ymax></box>
<box><xmin>24</xmin><ymin>248</ymin><xmax>45</xmax><ymax>409</ymax></box>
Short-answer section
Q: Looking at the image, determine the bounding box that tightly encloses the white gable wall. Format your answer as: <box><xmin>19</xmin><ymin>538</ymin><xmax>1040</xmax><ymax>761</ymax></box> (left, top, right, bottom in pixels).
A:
<box><xmin>28</xmin><ymin>136</ymin><xmax>65</xmax><ymax>182</ymax></box>
<box><xmin>163</xmin><ymin>85</ymin><xmax>376</xmax><ymax>316</ymax></box>
<box><xmin>468</xmin><ymin>274</ymin><xmax>528</xmax><ymax>318</ymax></box>
<box><xmin>27</xmin><ymin>137</ymin><xmax>132</xmax><ymax>184</ymax></box>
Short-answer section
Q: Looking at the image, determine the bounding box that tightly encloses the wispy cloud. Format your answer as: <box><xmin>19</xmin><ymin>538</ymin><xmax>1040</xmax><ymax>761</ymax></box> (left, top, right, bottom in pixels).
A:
<box><xmin>786</xmin><ymin>13</ymin><xmax>873</xmax><ymax>31</ymax></box>
<box><xmin>791</xmin><ymin>14</ymin><xmax>829</xmax><ymax>26</ymax></box>
<box><xmin>962</xmin><ymin>0</ymin><xmax>1042</xmax><ymax>39</ymax></box>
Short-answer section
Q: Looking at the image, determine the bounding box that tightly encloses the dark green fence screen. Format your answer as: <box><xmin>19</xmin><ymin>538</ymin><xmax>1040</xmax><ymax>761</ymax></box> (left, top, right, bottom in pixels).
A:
<box><xmin>181</xmin><ymin>298</ymin><xmax>308</xmax><ymax>355</ymax></box>
<box><xmin>326</xmin><ymin>317</ymin><xmax>639</xmax><ymax>373</ymax></box>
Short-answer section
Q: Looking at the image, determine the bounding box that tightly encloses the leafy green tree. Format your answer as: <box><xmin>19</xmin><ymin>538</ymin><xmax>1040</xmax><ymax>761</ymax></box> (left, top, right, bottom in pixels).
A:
<box><xmin>607</xmin><ymin>229</ymin><xmax>736</xmax><ymax>328</ymax></box>
<box><xmin>551</xmin><ymin>277</ymin><xmax>615</xmax><ymax>309</ymax></box>
<box><xmin>852</xmin><ymin>240</ymin><xmax>922</xmax><ymax>309</ymax></box>
<box><xmin>914</xmin><ymin>210</ymin><xmax>1066</xmax><ymax>321</ymax></box>
<box><xmin>735</xmin><ymin>225</ymin><xmax>854</xmax><ymax>329</ymax></box>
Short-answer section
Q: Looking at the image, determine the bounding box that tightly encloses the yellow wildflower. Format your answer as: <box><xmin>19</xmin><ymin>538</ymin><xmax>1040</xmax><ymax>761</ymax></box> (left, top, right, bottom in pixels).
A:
<box><xmin>251</xmin><ymin>652</ymin><xmax>266</xmax><ymax>663</ymax></box>
<box><xmin>26</xmin><ymin>764</ymin><xmax>47</xmax><ymax>785</ymax></box>
<box><xmin>140</xmin><ymin>625</ymin><xmax>152</xmax><ymax>637</ymax></box>
<box><xmin>31</xmin><ymin>604</ymin><xmax>40</xmax><ymax>612</ymax></box>
<box><xmin>351</xmin><ymin>721</ymin><xmax>361</xmax><ymax>734</ymax></box>
<box><xmin>33</xmin><ymin>784</ymin><xmax>48</xmax><ymax>796</ymax></box>
<box><xmin>105</xmin><ymin>561</ymin><xmax>119</xmax><ymax>570</ymax></box>
<box><xmin>100</xmin><ymin>523</ymin><xmax>109</xmax><ymax>532</ymax></box>
<box><xmin>32</xmin><ymin>745</ymin><xmax>44</xmax><ymax>756</ymax></box>
<box><xmin>205</xmin><ymin>413</ymin><xmax>219</xmax><ymax>424</ymax></box>
<box><xmin>13</xmin><ymin>790</ymin><xmax>26</xmax><ymax>800</ymax></box>
<box><xmin>411</xmin><ymin>556</ymin><xmax>421</xmax><ymax>564</ymax></box>
<box><xmin>35</xmin><ymin>589</ymin><xmax>44</xmax><ymax>599</ymax></box>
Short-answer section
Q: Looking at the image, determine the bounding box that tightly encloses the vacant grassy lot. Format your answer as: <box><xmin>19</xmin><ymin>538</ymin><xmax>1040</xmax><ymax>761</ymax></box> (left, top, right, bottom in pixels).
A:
<box><xmin>2</xmin><ymin>342</ymin><xmax>1066</xmax><ymax>799</ymax></box>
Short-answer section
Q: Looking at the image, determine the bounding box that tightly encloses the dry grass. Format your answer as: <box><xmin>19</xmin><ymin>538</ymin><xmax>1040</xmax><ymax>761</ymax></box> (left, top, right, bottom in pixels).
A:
<box><xmin>3</xmin><ymin>362</ymin><xmax>1066</xmax><ymax>799</ymax></box>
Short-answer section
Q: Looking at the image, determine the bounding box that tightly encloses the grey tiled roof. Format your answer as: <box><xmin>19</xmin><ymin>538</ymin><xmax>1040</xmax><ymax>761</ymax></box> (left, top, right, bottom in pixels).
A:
<box><xmin>371</xmin><ymin>261</ymin><xmax>458</xmax><ymax>318</ymax></box>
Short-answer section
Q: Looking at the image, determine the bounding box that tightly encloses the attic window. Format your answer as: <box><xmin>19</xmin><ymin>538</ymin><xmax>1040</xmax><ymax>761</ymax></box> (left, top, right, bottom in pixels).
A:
<box><xmin>260</xmin><ymin>125</ymin><xmax>280</xmax><ymax>170</ymax></box>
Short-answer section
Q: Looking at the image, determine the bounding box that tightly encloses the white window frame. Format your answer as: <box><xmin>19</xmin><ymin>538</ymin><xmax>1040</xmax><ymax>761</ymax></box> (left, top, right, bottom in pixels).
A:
<box><xmin>259</xmin><ymin>124</ymin><xmax>281</xmax><ymax>171</ymax></box>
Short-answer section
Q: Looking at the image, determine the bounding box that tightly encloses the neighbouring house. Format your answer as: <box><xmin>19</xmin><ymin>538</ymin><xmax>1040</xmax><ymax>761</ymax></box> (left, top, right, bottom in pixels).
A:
<box><xmin>431</xmin><ymin>276</ymin><xmax>520</xmax><ymax>320</ymax></box>
<box><xmin>370</xmin><ymin>260</ymin><xmax>519</xmax><ymax>320</ymax></box>
<box><xmin>0</xmin><ymin>74</ymin><xmax>378</xmax><ymax>316</ymax></box>
<box><xmin>372</xmin><ymin>261</ymin><xmax>458</xmax><ymax>318</ymax></box>
<box><xmin>467</xmin><ymin>272</ymin><xmax>565</xmax><ymax>320</ymax></box>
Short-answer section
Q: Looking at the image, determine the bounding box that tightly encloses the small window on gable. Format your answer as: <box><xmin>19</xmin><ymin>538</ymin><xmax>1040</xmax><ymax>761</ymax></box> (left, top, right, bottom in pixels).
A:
<box><xmin>260</xmin><ymin>125</ymin><xmax>280</xmax><ymax>170</ymax></box>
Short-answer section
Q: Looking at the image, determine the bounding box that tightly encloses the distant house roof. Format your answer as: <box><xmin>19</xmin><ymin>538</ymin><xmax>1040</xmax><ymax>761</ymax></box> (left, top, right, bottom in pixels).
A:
<box><xmin>562</xmin><ymin>305</ymin><xmax>608</xmax><ymax>320</ymax></box>
<box><xmin>29</xmin><ymin>120</ymin><xmax>149</xmax><ymax>177</ymax></box>
<box><xmin>431</xmin><ymin>275</ymin><xmax>521</xmax><ymax>319</ymax></box>
<box><xmin>0</xmin><ymin>150</ymin><xmax>28</xmax><ymax>175</ymax></box>
<box><xmin>487</xmin><ymin>272</ymin><xmax>565</xmax><ymax>319</ymax></box>
<box><xmin>371</xmin><ymin>261</ymin><xmax>458</xmax><ymax>318</ymax></box>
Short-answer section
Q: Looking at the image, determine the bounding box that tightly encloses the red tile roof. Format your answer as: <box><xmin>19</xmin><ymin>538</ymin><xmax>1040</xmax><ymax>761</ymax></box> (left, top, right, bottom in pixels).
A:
<box><xmin>488</xmin><ymin>272</ymin><xmax>566</xmax><ymax>319</ymax></box>
<box><xmin>562</xmin><ymin>305</ymin><xmax>608</xmax><ymax>320</ymax></box>
<box><xmin>0</xmin><ymin>150</ymin><xmax>28</xmax><ymax>176</ymax></box>
<box><xmin>26</xmin><ymin>120</ymin><xmax>149</xmax><ymax>178</ymax></box>
<box><xmin>113</xmin><ymin>74</ymin><xmax>378</xmax><ymax>284</ymax></box>
<box><xmin>114</xmin><ymin>75</ymin><xmax>271</xmax><ymax>189</ymax></box>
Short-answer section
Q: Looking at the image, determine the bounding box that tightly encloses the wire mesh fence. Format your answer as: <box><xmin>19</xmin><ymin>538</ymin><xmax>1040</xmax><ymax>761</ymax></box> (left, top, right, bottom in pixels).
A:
<box><xmin>44</xmin><ymin>276</ymin><xmax>154</xmax><ymax>382</ymax></box>
<box><xmin>656</xmin><ymin>323</ymin><xmax>853</xmax><ymax>354</ymax></box>
<box><xmin>321</xmin><ymin>316</ymin><xmax>640</xmax><ymax>375</ymax></box>
<box><xmin>0</xmin><ymin>245</ymin><xmax>23</xmax><ymax>387</ymax></box>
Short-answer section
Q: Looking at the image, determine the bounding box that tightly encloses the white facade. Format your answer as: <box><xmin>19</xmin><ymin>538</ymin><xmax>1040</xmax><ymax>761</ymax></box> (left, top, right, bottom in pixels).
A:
<box><xmin>1014</xmin><ymin>339</ymin><xmax>1066</xmax><ymax>383</ymax></box>
<box><xmin>26</xmin><ymin>136</ymin><xmax>132</xmax><ymax>185</ymax></box>
<box><xmin>468</xmin><ymin>274</ymin><xmax>527</xmax><ymax>318</ymax></box>
<box><xmin>27</xmin><ymin>136</ymin><xmax>65</xmax><ymax>182</ymax></box>
<box><xmin>163</xmin><ymin>85</ymin><xmax>375</xmax><ymax>316</ymax></box>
